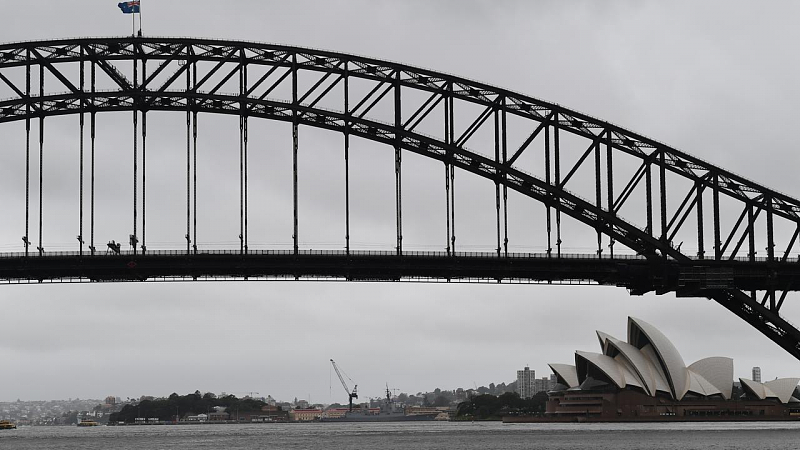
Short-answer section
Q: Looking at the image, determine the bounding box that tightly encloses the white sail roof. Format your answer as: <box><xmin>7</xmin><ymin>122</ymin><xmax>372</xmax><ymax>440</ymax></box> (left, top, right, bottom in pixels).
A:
<box><xmin>687</xmin><ymin>370</ymin><xmax>722</xmax><ymax>397</ymax></box>
<box><xmin>764</xmin><ymin>378</ymin><xmax>800</xmax><ymax>404</ymax></box>
<box><xmin>740</xmin><ymin>378</ymin><xmax>777</xmax><ymax>400</ymax></box>
<box><xmin>606</xmin><ymin>336</ymin><xmax>660</xmax><ymax>396</ymax></box>
<box><xmin>575</xmin><ymin>351</ymin><xmax>626</xmax><ymax>389</ymax></box>
<box><xmin>614</xmin><ymin>355</ymin><xmax>644</xmax><ymax>389</ymax></box>
<box><xmin>548</xmin><ymin>363</ymin><xmax>579</xmax><ymax>388</ymax></box>
<box><xmin>639</xmin><ymin>344</ymin><xmax>672</xmax><ymax>395</ymax></box>
<box><xmin>740</xmin><ymin>378</ymin><xmax>799</xmax><ymax>404</ymax></box>
<box><xmin>688</xmin><ymin>357</ymin><xmax>733</xmax><ymax>399</ymax></box>
<box><xmin>629</xmin><ymin>317</ymin><xmax>689</xmax><ymax>400</ymax></box>
<box><xmin>596</xmin><ymin>331</ymin><xmax>614</xmax><ymax>354</ymax></box>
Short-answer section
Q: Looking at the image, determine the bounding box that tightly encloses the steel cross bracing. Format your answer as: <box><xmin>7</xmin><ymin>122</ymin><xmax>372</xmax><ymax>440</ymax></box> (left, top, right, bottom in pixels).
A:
<box><xmin>0</xmin><ymin>37</ymin><xmax>800</xmax><ymax>358</ymax></box>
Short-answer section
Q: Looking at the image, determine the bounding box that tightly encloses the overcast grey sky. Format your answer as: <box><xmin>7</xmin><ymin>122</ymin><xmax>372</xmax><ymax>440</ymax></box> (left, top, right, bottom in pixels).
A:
<box><xmin>1</xmin><ymin>1</ymin><xmax>800</xmax><ymax>404</ymax></box>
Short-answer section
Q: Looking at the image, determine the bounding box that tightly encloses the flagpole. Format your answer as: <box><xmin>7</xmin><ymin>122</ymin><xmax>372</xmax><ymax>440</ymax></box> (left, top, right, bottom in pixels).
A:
<box><xmin>138</xmin><ymin>1</ymin><xmax>143</xmax><ymax>36</ymax></box>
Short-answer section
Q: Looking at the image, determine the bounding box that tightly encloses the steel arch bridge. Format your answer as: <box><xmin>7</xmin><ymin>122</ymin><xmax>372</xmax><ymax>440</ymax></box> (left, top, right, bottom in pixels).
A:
<box><xmin>1</xmin><ymin>37</ymin><xmax>800</xmax><ymax>358</ymax></box>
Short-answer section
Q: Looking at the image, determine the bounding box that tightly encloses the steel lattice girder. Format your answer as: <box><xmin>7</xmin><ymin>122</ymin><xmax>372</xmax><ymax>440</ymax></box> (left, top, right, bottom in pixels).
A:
<box><xmin>1</xmin><ymin>37</ymin><xmax>800</xmax><ymax>359</ymax></box>
<box><xmin>0</xmin><ymin>89</ymin><xmax>693</xmax><ymax>259</ymax></box>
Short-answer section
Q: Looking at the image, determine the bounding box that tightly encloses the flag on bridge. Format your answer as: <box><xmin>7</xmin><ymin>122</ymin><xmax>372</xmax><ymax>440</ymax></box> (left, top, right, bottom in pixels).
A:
<box><xmin>118</xmin><ymin>1</ymin><xmax>140</xmax><ymax>14</ymax></box>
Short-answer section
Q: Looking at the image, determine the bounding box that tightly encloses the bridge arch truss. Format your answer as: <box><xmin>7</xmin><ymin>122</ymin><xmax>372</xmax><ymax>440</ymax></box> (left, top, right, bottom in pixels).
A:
<box><xmin>1</xmin><ymin>37</ymin><xmax>800</xmax><ymax>358</ymax></box>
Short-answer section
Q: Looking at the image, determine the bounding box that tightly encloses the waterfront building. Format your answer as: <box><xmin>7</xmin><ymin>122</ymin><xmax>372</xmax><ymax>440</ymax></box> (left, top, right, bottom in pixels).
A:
<box><xmin>753</xmin><ymin>367</ymin><xmax>762</xmax><ymax>383</ymax></box>
<box><xmin>228</xmin><ymin>406</ymin><xmax>289</xmax><ymax>423</ymax></box>
<box><xmin>517</xmin><ymin>366</ymin><xmax>535</xmax><ymax>399</ymax></box>
<box><xmin>543</xmin><ymin>316</ymin><xmax>800</xmax><ymax>421</ymax></box>
<box><xmin>208</xmin><ymin>411</ymin><xmax>229</xmax><ymax>422</ymax></box>
<box><xmin>290</xmin><ymin>409</ymin><xmax>323</xmax><ymax>421</ymax></box>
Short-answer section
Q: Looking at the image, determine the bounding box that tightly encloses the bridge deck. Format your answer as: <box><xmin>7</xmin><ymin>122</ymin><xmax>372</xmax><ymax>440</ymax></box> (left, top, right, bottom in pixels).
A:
<box><xmin>1</xmin><ymin>251</ymin><xmax>797</xmax><ymax>294</ymax></box>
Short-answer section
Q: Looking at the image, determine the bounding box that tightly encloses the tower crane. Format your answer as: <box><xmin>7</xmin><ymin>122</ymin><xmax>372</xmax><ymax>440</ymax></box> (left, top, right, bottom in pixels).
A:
<box><xmin>330</xmin><ymin>359</ymin><xmax>358</xmax><ymax>412</ymax></box>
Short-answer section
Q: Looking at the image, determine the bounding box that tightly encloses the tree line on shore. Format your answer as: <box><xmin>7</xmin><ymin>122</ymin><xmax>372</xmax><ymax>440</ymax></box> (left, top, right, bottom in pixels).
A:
<box><xmin>109</xmin><ymin>391</ymin><xmax>273</xmax><ymax>423</ymax></box>
<box><xmin>456</xmin><ymin>391</ymin><xmax>549</xmax><ymax>420</ymax></box>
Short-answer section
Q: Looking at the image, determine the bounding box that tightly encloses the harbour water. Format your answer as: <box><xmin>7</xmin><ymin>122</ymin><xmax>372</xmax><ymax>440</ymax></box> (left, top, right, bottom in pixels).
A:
<box><xmin>1</xmin><ymin>421</ymin><xmax>799</xmax><ymax>449</ymax></box>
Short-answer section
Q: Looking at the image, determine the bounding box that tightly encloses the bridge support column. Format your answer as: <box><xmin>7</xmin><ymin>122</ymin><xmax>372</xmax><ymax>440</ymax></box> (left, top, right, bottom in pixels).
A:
<box><xmin>444</xmin><ymin>163</ymin><xmax>451</xmax><ymax>256</ymax></box>
<box><xmin>24</xmin><ymin>49</ymin><xmax>30</xmax><ymax>257</ymax></box>
<box><xmin>192</xmin><ymin>106</ymin><xmax>197</xmax><ymax>254</ymax></box>
<box><xmin>696</xmin><ymin>181</ymin><xmax>704</xmax><ymax>260</ymax></box>
<box><xmin>645</xmin><ymin>162</ymin><xmax>653</xmax><ymax>236</ymax></box>
<box><xmin>394</xmin><ymin>70</ymin><xmax>402</xmax><ymax>256</ymax></box>
<box><xmin>344</xmin><ymin>65</ymin><xmax>350</xmax><ymax>255</ymax></box>
<box><xmin>767</xmin><ymin>196</ymin><xmax>776</xmax><ymax>311</ymax></box>
<box><xmin>659</xmin><ymin>150</ymin><xmax>667</xmax><ymax>246</ymax></box>
<box><xmin>141</xmin><ymin>109</ymin><xmax>147</xmax><ymax>254</ymax></box>
<box><xmin>444</xmin><ymin>83</ymin><xmax>455</xmax><ymax>255</ymax></box>
<box><xmin>292</xmin><ymin>53</ymin><xmax>299</xmax><ymax>255</ymax></box>
<box><xmin>239</xmin><ymin>56</ymin><xmax>249</xmax><ymax>255</ymax></box>
<box><xmin>185</xmin><ymin>98</ymin><xmax>191</xmax><ymax>255</ymax></box>
<box><xmin>37</xmin><ymin>64</ymin><xmax>44</xmax><ymax>256</ymax></box>
<box><xmin>141</xmin><ymin>53</ymin><xmax>147</xmax><ymax>254</ymax></box>
<box><xmin>595</xmin><ymin>139</ymin><xmax>602</xmax><ymax>257</ymax></box>
<box><xmin>747</xmin><ymin>204</ymin><xmax>756</xmax><ymax>261</ymax></box>
<box><xmin>545</xmin><ymin>123</ymin><xmax>551</xmax><ymax>257</ymax></box>
<box><xmin>495</xmin><ymin>108</ymin><xmax>501</xmax><ymax>257</ymax></box>
<box><xmin>713</xmin><ymin>174</ymin><xmax>721</xmax><ymax>260</ymax></box>
<box><xmin>449</xmin><ymin>104</ymin><xmax>456</xmax><ymax>254</ymax></box>
<box><xmin>132</xmin><ymin>47</ymin><xmax>138</xmax><ymax>255</ymax></box>
<box><xmin>494</xmin><ymin>103</ymin><xmax>509</xmax><ymax>258</ymax></box>
<box><xmin>79</xmin><ymin>47</ymin><xmax>85</xmax><ymax>256</ymax></box>
<box><xmin>554</xmin><ymin>112</ymin><xmax>561</xmax><ymax>257</ymax></box>
<box><xmin>293</xmin><ymin>121</ymin><xmax>299</xmax><ymax>255</ymax></box>
<box><xmin>185</xmin><ymin>52</ymin><xmax>193</xmax><ymax>255</ymax></box>
<box><xmin>501</xmin><ymin>104</ymin><xmax>508</xmax><ymax>257</ymax></box>
<box><xmin>90</xmin><ymin>59</ymin><xmax>96</xmax><ymax>255</ymax></box>
<box><xmin>606</xmin><ymin>130</ymin><xmax>615</xmax><ymax>258</ymax></box>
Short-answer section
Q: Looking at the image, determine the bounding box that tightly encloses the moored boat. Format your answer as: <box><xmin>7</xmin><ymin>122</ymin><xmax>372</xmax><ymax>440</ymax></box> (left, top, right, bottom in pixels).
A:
<box><xmin>0</xmin><ymin>420</ymin><xmax>16</xmax><ymax>430</ymax></box>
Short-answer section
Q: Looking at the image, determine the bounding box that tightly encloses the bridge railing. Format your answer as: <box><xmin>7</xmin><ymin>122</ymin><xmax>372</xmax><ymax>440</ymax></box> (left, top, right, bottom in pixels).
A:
<box><xmin>0</xmin><ymin>248</ymin><xmax>640</xmax><ymax>259</ymax></box>
<box><xmin>0</xmin><ymin>248</ymin><xmax>795</xmax><ymax>263</ymax></box>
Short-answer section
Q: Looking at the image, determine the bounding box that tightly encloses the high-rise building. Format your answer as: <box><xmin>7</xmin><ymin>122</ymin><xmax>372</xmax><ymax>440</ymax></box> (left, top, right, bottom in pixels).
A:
<box><xmin>533</xmin><ymin>376</ymin><xmax>555</xmax><ymax>394</ymax></box>
<box><xmin>517</xmin><ymin>366</ymin><xmax>535</xmax><ymax>399</ymax></box>
<box><xmin>753</xmin><ymin>366</ymin><xmax>762</xmax><ymax>383</ymax></box>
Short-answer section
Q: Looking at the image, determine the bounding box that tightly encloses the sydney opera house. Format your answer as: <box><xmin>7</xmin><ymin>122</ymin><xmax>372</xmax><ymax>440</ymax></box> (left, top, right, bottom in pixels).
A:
<box><xmin>537</xmin><ymin>317</ymin><xmax>800</xmax><ymax>421</ymax></box>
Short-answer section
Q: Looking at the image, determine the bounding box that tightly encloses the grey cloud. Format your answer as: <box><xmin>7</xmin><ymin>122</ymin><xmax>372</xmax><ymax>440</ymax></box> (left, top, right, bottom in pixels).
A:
<box><xmin>0</xmin><ymin>1</ymin><xmax>798</xmax><ymax>402</ymax></box>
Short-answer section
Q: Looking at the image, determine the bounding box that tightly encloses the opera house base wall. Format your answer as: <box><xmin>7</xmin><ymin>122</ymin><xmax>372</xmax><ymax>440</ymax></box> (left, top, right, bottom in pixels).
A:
<box><xmin>504</xmin><ymin>390</ymin><xmax>800</xmax><ymax>423</ymax></box>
